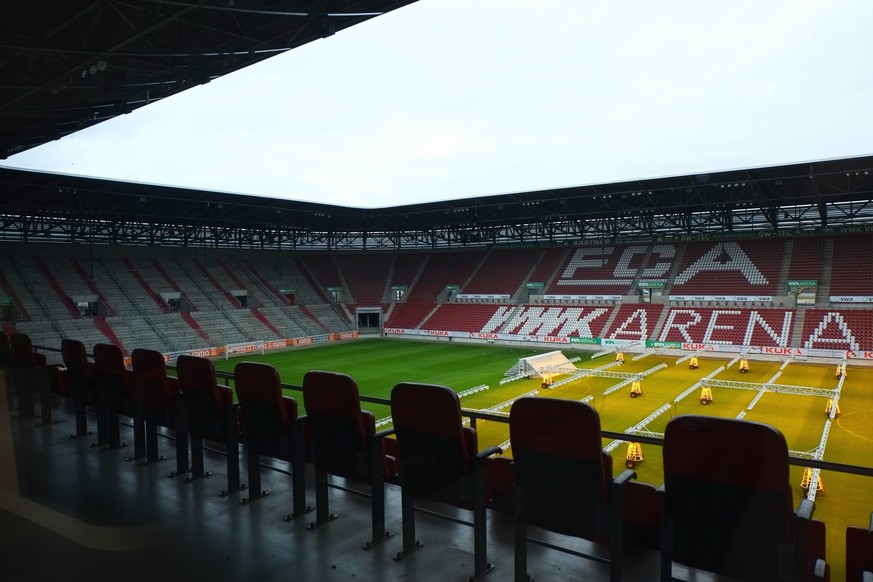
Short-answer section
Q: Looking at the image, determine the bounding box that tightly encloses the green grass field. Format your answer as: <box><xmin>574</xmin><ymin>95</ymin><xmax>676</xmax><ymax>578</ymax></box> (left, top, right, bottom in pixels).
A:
<box><xmin>213</xmin><ymin>337</ymin><xmax>873</xmax><ymax>579</ymax></box>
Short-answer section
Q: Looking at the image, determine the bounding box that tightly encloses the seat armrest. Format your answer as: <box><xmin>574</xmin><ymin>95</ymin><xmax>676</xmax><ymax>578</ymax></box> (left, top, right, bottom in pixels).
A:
<box><xmin>374</xmin><ymin>427</ymin><xmax>395</xmax><ymax>440</ymax></box>
<box><xmin>476</xmin><ymin>445</ymin><xmax>502</xmax><ymax>459</ymax></box>
<box><xmin>796</xmin><ymin>498</ymin><xmax>815</xmax><ymax>522</ymax></box>
<box><xmin>613</xmin><ymin>469</ymin><xmax>637</xmax><ymax>488</ymax></box>
<box><xmin>813</xmin><ymin>558</ymin><xmax>827</xmax><ymax>581</ymax></box>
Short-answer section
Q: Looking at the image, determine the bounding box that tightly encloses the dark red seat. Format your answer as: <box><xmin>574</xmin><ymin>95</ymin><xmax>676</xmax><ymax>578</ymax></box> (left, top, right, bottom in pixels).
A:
<box><xmin>659</xmin><ymin>415</ymin><xmax>828</xmax><ymax>581</ymax></box>
<box><xmin>233</xmin><ymin>361</ymin><xmax>308</xmax><ymax>519</ymax></box>
<box><xmin>846</xmin><ymin>512</ymin><xmax>873</xmax><ymax>582</ymax></box>
<box><xmin>93</xmin><ymin>343</ymin><xmax>137</xmax><ymax>452</ymax></box>
<box><xmin>0</xmin><ymin>331</ymin><xmax>13</xmax><ymax>411</ymax></box>
<box><xmin>10</xmin><ymin>331</ymin><xmax>50</xmax><ymax>421</ymax></box>
<box><xmin>0</xmin><ymin>331</ymin><xmax>12</xmax><ymax>370</ymax></box>
<box><xmin>176</xmin><ymin>354</ymin><xmax>241</xmax><ymax>495</ymax></box>
<box><xmin>131</xmin><ymin>348</ymin><xmax>185</xmax><ymax>471</ymax></box>
<box><xmin>390</xmin><ymin>382</ymin><xmax>501</xmax><ymax>581</ymax></box>
<box><xmin>61</xmin><ymin>338</ymin><xmax>96</xmax><ymax>438</ymax></box>
<box><xmin>302</xmin><ymin>370</ymin><xmax>397</xmax><ymax>548</ymax></box>
<box><xmin>509</xmin><ymin>396</ymin><xmax>636</xmax><ymax>582</ymax></box>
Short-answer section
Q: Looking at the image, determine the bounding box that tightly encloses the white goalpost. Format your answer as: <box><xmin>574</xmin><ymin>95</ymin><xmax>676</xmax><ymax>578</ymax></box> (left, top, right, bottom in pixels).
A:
<box><xmin>225</xmin><ymin>340</ymin><xmax>266</xmax><ymax>359</ymax></box>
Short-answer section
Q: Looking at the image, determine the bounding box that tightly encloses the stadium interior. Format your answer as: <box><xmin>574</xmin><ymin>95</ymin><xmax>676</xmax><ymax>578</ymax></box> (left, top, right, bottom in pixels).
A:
<box><xmin>3</xmin><ymin>2</ymin><xmax>873</xmax><ymax>581</ymax></box>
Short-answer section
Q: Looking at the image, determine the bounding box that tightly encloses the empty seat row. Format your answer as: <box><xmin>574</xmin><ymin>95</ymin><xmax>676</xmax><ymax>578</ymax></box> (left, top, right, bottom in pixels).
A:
<box><xmin>6</xmin><ymin>333</ymin><xmax>870</xmax><ymax>581</ymax></box>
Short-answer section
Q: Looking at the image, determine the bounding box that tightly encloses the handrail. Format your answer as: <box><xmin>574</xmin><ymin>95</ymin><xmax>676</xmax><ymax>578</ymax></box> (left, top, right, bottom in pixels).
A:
<box><xmin>37</xmin><ymin>345</ymin><xmax>873</xmax><ymax>479</ymax></box>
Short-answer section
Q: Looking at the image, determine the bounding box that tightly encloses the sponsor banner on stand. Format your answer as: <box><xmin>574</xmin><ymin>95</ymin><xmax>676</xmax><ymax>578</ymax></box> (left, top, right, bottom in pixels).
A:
<box><xmin>646</xmin><ymin>340</ymin><xmax>682</xmax><ymax>349</ymax></box>
<box><xmin>468</xmin><ymin>332</ymin><xmax>500</xmax><ymax>340</ymax></box>
<box><xmin>456</xmin><ymin>294</ymin><xmax>511</xmax><ymax>300</ymax></box>
<box><xmin>570</xmin><ymin>337</ymin><xmax>601</xmax><ymax>345</ymax></box>
<box><xmin>601</xmin><ymin>338</ymin><xmax>638</xmax><ymax>347</ymax></box>
<box><xmin>543</xmin><ymin>294</ymin><xmax>622</xmax><ymax>301</ymax></box>
<box><xmin>829</xmin><ymin>296</ymin><xmax>873</xmax><ymax>303</ymax></box>
<box><xmin>669</xmin><ymin>295</ymin><xmax>773</xmax><ymax>302</ymax></box>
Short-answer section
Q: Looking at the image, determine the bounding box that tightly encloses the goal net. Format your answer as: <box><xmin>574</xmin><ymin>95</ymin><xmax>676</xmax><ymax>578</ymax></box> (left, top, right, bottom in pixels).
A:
<box><xmin>506</xmin><ymin>350</ymin><xmax>577</xmax><ymax>380</ymax></box>
<box><xmin>225</xmin><ymin>340</ymin><xmax>266</xmax><ymax>359</ymax></box>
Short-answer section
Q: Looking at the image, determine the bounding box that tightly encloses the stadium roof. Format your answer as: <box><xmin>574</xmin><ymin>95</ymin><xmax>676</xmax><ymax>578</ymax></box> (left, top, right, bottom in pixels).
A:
<box><xmin>3</xmin><ymin>1</ymin><xmax>873</xmax><ymax>250</ymax></box>
<box><xmin>3</xmin><ymin>155</ymin><xmax>873</xmax><ymax>250</ymax></box>
<box><xmin>1</xmin><ymin>0</ymin><xmax>419</xmax><ymax>160</ymax></box>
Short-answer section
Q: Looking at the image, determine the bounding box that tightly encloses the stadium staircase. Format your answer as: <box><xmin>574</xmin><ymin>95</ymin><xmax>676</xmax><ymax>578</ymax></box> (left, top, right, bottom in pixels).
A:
<box><xmin>396</xmin><ymin>253</ymin><xmax>428</xmax><ymax>298</ymax></box>
<box><xmin>181</xmin><ymin>312</ymin><xmax>210</xmax><ymax>342</ymax></box>
<box><xmin>250</xmin><ymin>308</ymin><xmax>282</xmax><ymax>338</ymax></box>
<box><xmin>777</xmin><ymin>239</ymin><xmax>794</xmax><ymax>296</ymax></box>
<box><xmin>415</xmin><ymin>303</ymin><xmax>442</xmax><ymax>329</ymax></box>
<box><xmin>243</xmin><ymin>258</ymin><xmax>292</xmax><ymax>305</ymax></box>
<box><xmin>194</xmin><ymin>259</ymin><xmax>241</xmax><ymax>307</ymax></box>
<box><xmin>34</xmin><ymin>257</ymin><xmax>82</xmax><ymax>318</ymax></box>
<box><xmin>790</xmin><ymin>308</ymin><xmax>808</xmax><ymax>348</ymax></box>
<box><xmin>817</xmin><ymin>238</ymin><xmax>835</xmax><ymax>302</ymax></box>
<box><xmin>651</xmin><ymin>303</ymin><xmax>672</xmax><ymax>340</ymax></box>
<box><xmin>123</xmin><ymin>258</ymin><xmax>170</xmax><ymax>313</ymax></box>
<box><xmin>92</xmin><ymin>315</ymin><xmax>125</xmax><ymax>353</ymax></box>
<box><xmin>379</xmin><ymin>254</ymin><xmax>396</xmax><ymax>303</ymax></box>
<box><xmin>597</xmin><ymin>304</ymin><xmax>623</xmax><ymax>338</ymax></box>
<box><xmin>294</xmin><ymin>256</ymin><xmax>331</xmax><ymax>303</ymax></box>
<box><xmin>536</xmin><ymin>247</ymin><xmax>571</xmax><ymax>296</ymax></box>
<box><xmin>0</xmin><ymin>263</ymin><xmax>32</xmax><ymax>322</ymax></box>
<box><xmin>152</xmin><ymin>258</ymin><xmax>197</xmax><ymax>311</ymax></box>
<box><xmin>629</xmin><ymin>246</ymin><xmax>656</xmax><ymax>291</ymax></box>
<box><xmin>660</xmin><ymin>243</ymin><xmax>687</xmax><ymax>298</ymax></box>
<box><xmin>218</xmin><ymin>258</ymin><xmax>263</xmax><ymax>308</ymax></box>
<box><xmin>509</xmin><ymin>257</ymin><xmax>542</xmax><ymax>303</ymax></box>
<box><xmin>299</xmin><ymin>305</ymin><xmax>329</xmax><ymax>332</ymax></box>
<box><xmin>8</xmin><ymin>256</ymin><xmax>56</xmax><ymax>321</ymax></box>
<box><xmin>70</xmin><ymin>256</ymin><xmax>117</xmax><ymax>316</ymax></box>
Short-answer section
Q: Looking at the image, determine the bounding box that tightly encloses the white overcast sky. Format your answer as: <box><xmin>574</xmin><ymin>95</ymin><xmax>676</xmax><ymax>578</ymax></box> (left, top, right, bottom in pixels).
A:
<box><xmin>5</xmin><ymin>0</ymin><xmax>873</xmax><ymax>208</ymax></box>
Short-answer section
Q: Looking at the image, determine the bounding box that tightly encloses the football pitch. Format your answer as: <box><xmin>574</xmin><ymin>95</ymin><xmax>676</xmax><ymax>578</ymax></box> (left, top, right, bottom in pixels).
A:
<box><xmin>213</xmin><ymin>337</ymin><xmax>873</xmax><ymax>578</ymax></box>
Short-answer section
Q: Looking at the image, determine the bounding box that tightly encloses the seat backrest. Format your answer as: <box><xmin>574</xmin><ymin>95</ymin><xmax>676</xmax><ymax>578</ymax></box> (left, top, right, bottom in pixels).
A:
<box><xmin>92</xmin><ymin>343</ymin><xmax>134</xmax><ymax>410</ymax></box>
<box><xmin>303</xmin><ymin>370</ymin><xmax>374</xmax><ymax>475</ymax></box>
<box><xmin>846</xmin><ymin>514</ymin><xmax>873</xmax><ymax>582</ymax></box>
<box><xmin>391</xmin><ymin>382</ymin><xmax>475</xmax><ymax>498</ymax></box>
<box><xmin>131</xmin><ymin>348</ymin><xmax>178</xmax><ymax>407</ymax></box>
<box><xmin>177</xmin><ymin>354</ymin><xmax>233</xmax><ymax>437</ymax></box>
<box><xmin>176</xmin><ymin>354</ymin><xmax>231</xmax><ymax>411</ymax></box>
<box><xmin>61</xmin><ymin>338</ymin><xmax>93</xmax><ymax>379</ymax></box>
<box><xmin>663</xmin><ymin>415</ymin><xmax>796</xmax><ymax>580</ymax></box>
<box><xmin>93</xmin><ymin>343</ymin><xmax>126</xmax><ymax>375</ymax></box>
<box><xmin>233</xmin><ymin>361</ymin><xmax>297</xmax><ymax>457</ymax></box>
<box><xmin>61</xmin><ymin>338</ymin><xmax>94</xmax><ymax>399</ymax></box>
<box><xmin>11</xmin><ymin>332</ymin><xmax>44</xmax><ymax>368</ymax></box>
<box><xmin>509</xmin><ymin>396</ymin><xmax>611</xmax><ymax>540</ymax></box>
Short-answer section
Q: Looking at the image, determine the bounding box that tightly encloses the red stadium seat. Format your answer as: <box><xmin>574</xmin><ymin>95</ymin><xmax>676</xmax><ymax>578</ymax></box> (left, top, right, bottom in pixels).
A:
<box><xmin>302</xmin><ymin>370</ymin><xmax>397</xmax><ymax>548</ymax></box>
<box><xmin>175</xmin><ymin>354</ymin><xmax>241</xmax><ymax>495</ymax></box>
<box><xmin>60</xmin><ymin>338</ymin><xmax>96</xmax><ymax>439</ymax></box>
<box><xmin>10</xmin><ymin>331</ymin><xmax>50</xmax><ymax>421</ymax></box>
<box><xmin>659</xmin><ymin>415</ymin><xmax>828</xmax><ymax>581</ymax></box>
<box><xmin>233</xmin><ymin>361</ymin><xmax>309</xmax><ymax>519</ymax></box>
<box><xmin>93</xmin><ymin>343</ymin><xmax>137</xmax><ymax>452</ymax></box>
<box><xmin>509</xmin><ymin>396</ymin><xmax>636</xmax><ymax>582</ymax></box>
<box><xmin>846</xmin><ymin>512</ymin><xmax>873</xmax><ymax>582</ymax></box>
<box><xmin>0</xmin><ymin>330</ymin><xmax>12</xmax><ymax>370</ymax></box>
<box><xmin>131</xmin><ymin>348</ymin><xmax>185</xmax><ymax>471</ymax></box>
<box><xmin>390</xmin><ymin>382</ymin><xmax>501</xmax><ymax>580</ymax></box>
